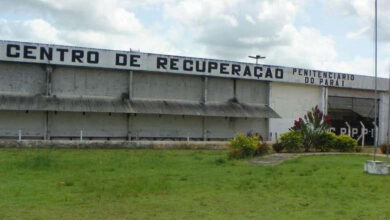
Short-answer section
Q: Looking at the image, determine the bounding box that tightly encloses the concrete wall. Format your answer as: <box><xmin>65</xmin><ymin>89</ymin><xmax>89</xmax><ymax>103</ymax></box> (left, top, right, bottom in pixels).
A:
<box><xmin>269</xmin><ymin>82</ymin><xmax>322</xmax><ymax>141</ymax></box>
<box><xmin>130</xmin><ymin>114</ymin><xmax>203</xmax><ymax>139</ymax></box>
<box><xmin>235</xmin><ymin>118</ymin><xmax>268</xmax><ymax>139</ymax></box>
<box><xmin>207</xmin><ymin>77</ymin><xmax>234</xmax><ymax>102</ymax></box>
<box><xmin>0</xmin><ymin>110</ymin><xmax>45</xmax><ymax>138</ymax></box>
<box><xmin>206</xmin><ymin>77</ymin><xmax>269</xmax><ymax>104</ymax></box>
<box><xmin>133</xmin><ymin>72</ymin><xmax>203</xmax><ymax>102</ymax></box>
<box><xmin>205</xmin><ymin>117</ymin><xmax>268</xmax><ymax>139</ymax></box>
<box><xmin>236</xmin><ymin>80</ymin><xmax>268</xmax><ymax>104</ymax></box>
<box><xmin>0</xmin><ymin>61</ymin><xmax>272</xmax><ymax>140</ymax></box>
<box><xmin>0</xmin><ymin>62</ymin><xmax>45</xmax><ymax>96</ymax></box>
<box><xmin>52</xmin><ymin>66</ymin><xmax>128</xmax><ymax>98</ymax></box>
<box><xmin>49</xmin><ymin>112</ymin><xmax>128</xmax><ymax>138</ymax></box>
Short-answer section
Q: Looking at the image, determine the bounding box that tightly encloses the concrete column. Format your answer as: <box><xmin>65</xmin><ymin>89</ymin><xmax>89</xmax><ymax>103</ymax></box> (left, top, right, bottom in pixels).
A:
<box><xmin>127</xmin><ymin>71</ymin><xmax>133</xmax><ymax>140</ymax></box>
<box><xmin>202</xmin><ymin>123</ymin><xmax>207</xmax><ymax>141</ymax></box>
<box><xmin>127</xmin><ymin>113</ymin><xmax>131</xmax><ymax>140</ymax></box>
<box><xmin>202</xmin><ymin>76</ymin><xmax>208</xmax><ymax>103</ymax></box>
<box><xmin>378</xmin><ymin>92</ymin><xmax>388</xmax><ymax>145</ymax></box>
<box><xmin>202</xmin><ymin>76</ymin><xmax>208</xmax><ymax>141</ymax></box>
<box><xmin>321</xmin><ymin>86</ymin><xmax>328</xmax><ymax>115</ymax></box>
<box><xmin>129</xmin><ymin>71</ymin><xmax>133</xmax><ymax>100</ymax></box>
<box><xmin>45</xmin><ymin>65</ymin><xmax>53</xmax><ymax>96</ymax></box>
<box><xmin>44</xmin><ymin>111</ymin><xmax>50</xmax><ymax>140</ymax></box>
<box><xmin>233</xmin><ymin>78</ymin><xmax>237</xmax><ymax>100</ymax></box>
<box><xmin>44</xmin><ymin>66</ymin><xmax>53</xmax><ymax>140</ymax></box>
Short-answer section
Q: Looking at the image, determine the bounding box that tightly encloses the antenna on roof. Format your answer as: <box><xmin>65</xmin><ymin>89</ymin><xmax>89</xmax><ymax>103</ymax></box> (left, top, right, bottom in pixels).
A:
<box><xmin>248</xmin><ymin>55</ymin><xmax>266</xmax><ymax>64</ymax></box>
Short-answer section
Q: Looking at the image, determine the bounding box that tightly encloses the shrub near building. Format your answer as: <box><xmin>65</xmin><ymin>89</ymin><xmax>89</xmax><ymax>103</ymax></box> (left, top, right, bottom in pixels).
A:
<box><xmin>279</xmin><ymin>106</ymin><xmax>359</xmax><ymax>153</ymax></box>
<box><xmin>280</xmin><ymin>131</ymin><xmax>303</xmax><ymax>153</ymax></box>
<box><xmin>228</xmin><ymin>133</ymin><xmax>269</xmax><ymax>159</ymax></box>
<box><xmin>333</xmin><ymin>135</ymin><xmax>358</xmax><ymax>152</ymax></box>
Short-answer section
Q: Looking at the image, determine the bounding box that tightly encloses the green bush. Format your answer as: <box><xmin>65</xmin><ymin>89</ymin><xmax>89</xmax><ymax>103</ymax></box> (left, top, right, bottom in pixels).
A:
<box><xmin>229</xmin><ymin>133</ymin><xmax>259</xmax><ymax>159</ymax></box>
<box><xmin>334</xmin><ymin>135</ymin><xmax>357</xmax><ymax>152</ymax></box>
<box><xmin>313</xmin><ymin>132</ymin><xmax>337</xmax><ymax>152</ymax></box>
<box><xmin>272</xmin><ymin>142</ymin><xmax>284</xmax><ymax>153</ymax></box>
<box><xmin>256</xmin><ymin>141</ymin><xmax>270</xmax><ymax>156</ymax></box>
<box><xmin>280</xmin><ymin>131</ymin><xmax>303</xmax><ymax>153</ymax></box>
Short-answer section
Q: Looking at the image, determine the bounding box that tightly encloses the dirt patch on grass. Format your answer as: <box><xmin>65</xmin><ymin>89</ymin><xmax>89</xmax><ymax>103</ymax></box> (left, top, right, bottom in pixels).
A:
<box><xmin>249</xmin><ymin>153</ymin><xmax>299</xmax><ymax>166</ymax></box>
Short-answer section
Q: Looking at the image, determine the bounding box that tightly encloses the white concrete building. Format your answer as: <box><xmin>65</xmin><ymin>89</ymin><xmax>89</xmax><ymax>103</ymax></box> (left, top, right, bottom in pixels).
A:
<box><xmin>0</xmin><ymin>40</ymin><xmax>388</xmax><ymax>145</ymax></box>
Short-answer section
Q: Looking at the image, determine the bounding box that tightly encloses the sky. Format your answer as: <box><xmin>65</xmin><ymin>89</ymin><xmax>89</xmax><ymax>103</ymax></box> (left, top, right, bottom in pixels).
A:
<box><xmin>0</xmin><ymin>0</ymin><xmax>389</xmax><ymax>77</ymax></box>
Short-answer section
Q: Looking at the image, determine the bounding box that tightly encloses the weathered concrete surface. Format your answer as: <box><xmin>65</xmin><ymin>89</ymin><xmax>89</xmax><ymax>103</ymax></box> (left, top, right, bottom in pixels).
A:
<box><xmin>52</xmin><ymin>66</ymin><xmax>128</xmax><ymax>98</ymax></box>
<box><xmin>133</xmin><ymin>72</ymin><xmax>203</xmax><ymax>102</ymax></box>
<box><xmin>364</xmin><ymin>160</ymin><xmax>389</xmax><ymax>175</ymax></box>
<box><xmin>0</xmin><ymin>62</ymin><xmax>272</xmax><ymax>140</ymax></box>
<box><xmin>0</xmin><ymin>140</ymin><xmax>230</xmax><ymax>149</ymax></box>
<box><xmin>0</xmin><ymin>62</ymin><xmax>46</xmax><ymax>95</ymax></box>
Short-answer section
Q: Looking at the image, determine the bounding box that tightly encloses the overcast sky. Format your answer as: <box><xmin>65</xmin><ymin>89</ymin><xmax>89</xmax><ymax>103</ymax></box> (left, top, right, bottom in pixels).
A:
<box><xmin>1</xmin><ymin>0</ymin><xmax>389</xmax><ymax>77</ymax></box>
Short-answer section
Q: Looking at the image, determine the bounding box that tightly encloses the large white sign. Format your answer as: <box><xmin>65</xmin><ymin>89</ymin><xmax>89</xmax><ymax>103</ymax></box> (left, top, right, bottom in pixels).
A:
<box><xmin>0</xmin><ymin>40</ymin><xmax>386</xmax><ymax>90</ymax></box>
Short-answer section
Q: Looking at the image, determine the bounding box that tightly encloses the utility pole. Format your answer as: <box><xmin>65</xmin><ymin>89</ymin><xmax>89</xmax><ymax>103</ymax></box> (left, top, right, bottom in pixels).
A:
<box><xmin>373</xmin><ymin>0</ymin><xmax>378</xmax><ymax>161</ymax></box>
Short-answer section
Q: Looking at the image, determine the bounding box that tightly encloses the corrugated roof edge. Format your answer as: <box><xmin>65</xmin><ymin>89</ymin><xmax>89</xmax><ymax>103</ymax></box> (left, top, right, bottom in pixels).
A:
<box><xmin>0</xmin><ymin>95</ymin><xmax>281</xmax><ymax>118</ymax></box>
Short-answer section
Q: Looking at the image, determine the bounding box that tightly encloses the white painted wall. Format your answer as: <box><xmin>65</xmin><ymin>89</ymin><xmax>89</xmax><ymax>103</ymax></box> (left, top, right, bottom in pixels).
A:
<box><xmin>269</xmin><ymin>82</ymin><xmax>322</xmax><ymax>141</ymax></box>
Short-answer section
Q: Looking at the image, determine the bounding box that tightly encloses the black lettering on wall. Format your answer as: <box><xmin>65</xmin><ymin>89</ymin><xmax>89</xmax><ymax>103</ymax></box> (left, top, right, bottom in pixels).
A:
<box><xmin>130</xmin><ymin>55</ymin><xmax>140</xmax><ymax>67</ymax></box>
<box><xmin>265</xmin><ymin>68</ymin><xmax>273</xmax><ymax>78</ymax></box>
<box><xmin>208</xmin><ymin>62</ymin><xmax>218</xmax><ymax>73</ymax></box>
<box><xmin>243</xmin><ymin>66</ymin><xmax>251</xmax><ymax>76</ymax></box>
<box><xmin>254</xmin><ymin>67</ymin><xmax>263</xmax><ymax>78</ymax></box>
<box><xmin>196</xmin><ymin>61</ymin><xmax>206</xmax><ymax>72</ymax></box>
<box><xmin>275</xmin><ymin>68</ymin><xmax>283</xmax><ymax>79</ymax></box>
<box><xmin>72</xmin><ymin>50</ymin><xmax>84</xmax><ymax>63</ymax></box>
<box><xmin>56</xmin><ymin>48</ymin><xmax>69</xmax><ymax>61</ymax></box>
<box><xmin>183</xmin><ymin>60</ymin><xmax>193</xmax><ymax>71</ymax></box>
<box><xmin>116</xmin><ymin>54</ymin><xmax>127</xmax><ymax>66</ymax></box>
<box><xmin>170</xmin><ymin>58</ymin><xmax>179</xmax><ymax>70</ymax></box>
<box><xmin>40</xmin><ymin>47</ymin><xmax>53</xmax><ymax>60</ymax></box>
<box><xmin>220</xmin><ymin>63</ymin><xmax>229</xmax><ymax>74</ymax></box>
<box><xmin>87</xmin><ymin>51</ymin><xmax>99</xmax><ymax>64</ymax></box>
<box><xmin>232</xmin><ymin>64</ymin><xmax>241</xmax><ymax>76</ymax></box>
<box><xmin>157</xmin><ymin>57</ymin><xmax>168</xmax><ymax>69</ymax></box>
<box><xmin>6</xmin><ymin>44</ymin><xmax>20</xmax><ymax>58</ymax></box>
<box><xmin>24</xmin><ymin>46</ymin><xmax>37</xmax><ymax>59</ymax></box>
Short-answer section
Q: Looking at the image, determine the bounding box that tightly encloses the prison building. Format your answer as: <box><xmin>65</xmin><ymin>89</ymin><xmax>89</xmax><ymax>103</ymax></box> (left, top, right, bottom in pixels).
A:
<box><xmin>0</xmin><ymin>41</ymin><xmax>388</xmax><ymax>145</ymax></box>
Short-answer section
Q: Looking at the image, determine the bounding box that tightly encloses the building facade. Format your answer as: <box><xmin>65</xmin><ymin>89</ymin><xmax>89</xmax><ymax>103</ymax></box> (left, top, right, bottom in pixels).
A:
<box><xmin>0</xmin><ymin>41</ymin><xmax>388</xmax><ymax>144</ymax></box>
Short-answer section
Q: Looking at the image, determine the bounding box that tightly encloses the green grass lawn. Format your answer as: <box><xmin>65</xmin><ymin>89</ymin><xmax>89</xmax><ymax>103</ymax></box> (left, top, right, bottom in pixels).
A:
<box><xmin>0</xmin><ymin>149</ymin><xmax>390</xmax><ymax>220</ymax></box>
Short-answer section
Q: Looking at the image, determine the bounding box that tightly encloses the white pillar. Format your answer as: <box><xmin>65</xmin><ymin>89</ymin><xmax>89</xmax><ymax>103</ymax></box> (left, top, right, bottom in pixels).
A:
<box><xmin>378</xmin><ymin>92</ymin><xmax>389</xmax><ymax>145</ymax></box>
<box><xmin>321</xmin><ymin>87</ymin><xmax>328</xmax><ymax>114</ymax></box>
